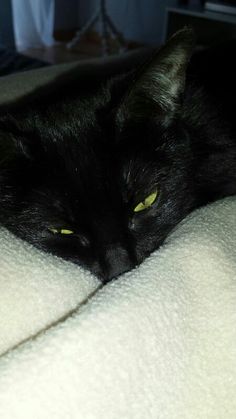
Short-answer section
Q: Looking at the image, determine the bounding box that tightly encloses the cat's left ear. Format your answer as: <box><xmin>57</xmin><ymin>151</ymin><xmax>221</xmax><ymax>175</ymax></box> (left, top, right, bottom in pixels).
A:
<box><xmin>117</xmin><ymin>27</ymin><xmax>195</xmax><ymax>127</ymax></box>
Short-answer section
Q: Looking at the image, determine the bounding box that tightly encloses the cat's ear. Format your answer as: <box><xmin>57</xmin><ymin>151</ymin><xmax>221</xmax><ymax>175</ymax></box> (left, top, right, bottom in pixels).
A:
<box><xmin>117</xmin><ymin>27</ymin><xmax>195</xmax><ymax>127</ymax></box>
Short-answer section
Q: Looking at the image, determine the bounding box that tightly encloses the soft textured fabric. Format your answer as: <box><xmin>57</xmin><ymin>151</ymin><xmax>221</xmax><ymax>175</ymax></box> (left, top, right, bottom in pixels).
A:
<box><xmin>0</xmin><ymin>226</ymin><xmax>100</xmax><ymax>355</ymax></box>
<box><xmin>0</xmin><ymin>47</ymin><xmax>153</xmax><ymax>106</ymax></box>
<box><xmin>0</xmin><ymin>197</ymin><xmax>236</xmax><ymax>419</ymax></box>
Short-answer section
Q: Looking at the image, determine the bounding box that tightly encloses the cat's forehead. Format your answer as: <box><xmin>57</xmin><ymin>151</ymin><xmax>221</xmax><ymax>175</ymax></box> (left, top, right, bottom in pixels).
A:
<box><xmin>44</xmin><ymin>120</ymin><xmax>160</xmax><ymax>193</ymax></box>
<box><xmin>22</xmin><ymin>86</ymin><xmax>168</xmax><ymax>193</ymax></box>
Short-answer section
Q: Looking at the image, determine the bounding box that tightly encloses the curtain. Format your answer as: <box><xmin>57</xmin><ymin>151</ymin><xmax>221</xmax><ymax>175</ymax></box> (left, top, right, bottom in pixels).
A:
<box><xmin>11</xmin><ymin>0</ymin><xmax>55</xmax><ymax>51</ymax></box>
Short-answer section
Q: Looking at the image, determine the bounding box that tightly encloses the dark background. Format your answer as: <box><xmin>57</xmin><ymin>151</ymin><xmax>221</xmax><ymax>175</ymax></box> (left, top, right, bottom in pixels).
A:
<box><xmin>0</xmin><ymin>0</ymin><xmax>236</xmax><ymax>63</ymax></box>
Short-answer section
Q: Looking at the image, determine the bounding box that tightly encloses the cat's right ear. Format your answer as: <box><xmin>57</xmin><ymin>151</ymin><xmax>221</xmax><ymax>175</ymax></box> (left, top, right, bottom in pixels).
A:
<box><xmin>117</xmin><ymin>27</ymin><xmax>195</xmax><ymax>128</ymax></box>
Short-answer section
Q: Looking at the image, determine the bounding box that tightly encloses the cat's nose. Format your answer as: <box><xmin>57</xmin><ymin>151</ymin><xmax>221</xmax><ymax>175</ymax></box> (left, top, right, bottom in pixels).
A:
<box><xmin>101</xmin><ymin>245</ymin><xmax>135</xmax><ymax>283</ymax></box>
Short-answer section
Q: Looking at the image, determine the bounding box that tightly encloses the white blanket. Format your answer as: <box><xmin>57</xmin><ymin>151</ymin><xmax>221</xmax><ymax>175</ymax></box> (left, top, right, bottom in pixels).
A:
<box><xmin>0</xmin><ymin>197</ymin><xmax>236</xmax><ymax>419</ymax></box>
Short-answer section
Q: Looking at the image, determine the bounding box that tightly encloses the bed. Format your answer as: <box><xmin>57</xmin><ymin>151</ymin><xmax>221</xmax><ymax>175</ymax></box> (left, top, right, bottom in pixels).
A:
<box><xmin>0</xmin><ymin>51</ymin><xmax>235</xmax><ymax>419</ymax></box>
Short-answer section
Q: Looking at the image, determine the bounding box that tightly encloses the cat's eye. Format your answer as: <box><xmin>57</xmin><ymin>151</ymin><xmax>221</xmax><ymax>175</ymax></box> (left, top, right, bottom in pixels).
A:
<box><xmin>134</xmin><ymin>190</ymin><xmax>158</xmax><ymax>213</ymax></box>
<box><xmin>48</xmin><ymin>227</ymin><xmax>74</xmax><ymax>235</ymax></box>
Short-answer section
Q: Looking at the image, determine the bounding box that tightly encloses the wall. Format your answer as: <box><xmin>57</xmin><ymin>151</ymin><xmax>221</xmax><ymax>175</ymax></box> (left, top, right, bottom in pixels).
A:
<box><xmin>0</xmin><ymin>0</ymin><xmax>15</xmax><ymax>47</ymax></box>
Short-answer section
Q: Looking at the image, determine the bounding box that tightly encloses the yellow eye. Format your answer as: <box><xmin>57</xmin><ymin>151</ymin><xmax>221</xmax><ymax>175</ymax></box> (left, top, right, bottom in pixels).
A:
<box><xmin>134</xmin><ymin>190</ymin><xmax>158</xmax><ymax>213</ymax></box>
<box><xmin>60</xmin><ymin>229</ymin><xmax>74</xmax><ymax>235</ymax></box>
<box><xmin>48</xmin><ymin>228</ymin><xmax>74</xmax><ymax>235</ymax></box>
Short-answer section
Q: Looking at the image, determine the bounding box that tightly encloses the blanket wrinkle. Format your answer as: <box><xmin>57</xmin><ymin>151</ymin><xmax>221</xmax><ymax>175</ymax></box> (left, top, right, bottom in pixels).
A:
<box><xmin>0</xmin><ymin>227</ymin><xmax>100</xmax><ymax>356</ymax></box>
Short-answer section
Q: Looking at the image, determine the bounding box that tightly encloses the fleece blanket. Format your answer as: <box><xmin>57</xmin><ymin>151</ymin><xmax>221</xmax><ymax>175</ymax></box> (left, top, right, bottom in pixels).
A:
<box><xmin>0</xmin><ymin>197</ymin><xmax>236</xmax><ymax>419</ymax></box>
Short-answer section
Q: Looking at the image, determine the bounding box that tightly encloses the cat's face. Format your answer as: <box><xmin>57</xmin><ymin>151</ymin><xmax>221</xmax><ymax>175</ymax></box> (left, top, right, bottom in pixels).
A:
<box><xmin>0</xmin><ymin>28</ymin><xmax>195</xmax><ymax>282</ymax></box>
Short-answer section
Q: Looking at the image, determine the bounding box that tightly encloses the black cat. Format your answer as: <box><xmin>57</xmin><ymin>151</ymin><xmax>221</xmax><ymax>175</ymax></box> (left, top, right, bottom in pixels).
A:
<box><xmin>0</xmin><ymin>28</ymin><xmax>236</xmax><ymax>282</ymax></box>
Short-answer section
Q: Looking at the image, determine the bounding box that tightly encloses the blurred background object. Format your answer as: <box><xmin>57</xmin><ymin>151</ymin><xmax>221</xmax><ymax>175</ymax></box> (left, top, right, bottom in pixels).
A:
<box><xmin>11</xmin><ymin>0</ymin><xmax>55</xmax><ymax>51</ymax></box>
<box><xmin>0</xmin><ymin>0</ymin><xmax>236</xmax><ymax>67</ymax></box>
<box><xmin>166</xmin><ymin>0</ymin><xmax>236</xmax><ymax>46</ymax></box>
<box><xmin>67</xmin><ymin>0</ymin><xmax>126</xmax><ymax>55</ymax></box>
<box><xmin>0</xmin><ymin>0</ymin><xmax>15</xmax><ymax>47</ymax></box>
<box><xmin>204</xmin><ymin>1</ymin><xmax>236</xmax><ymax>15</ymax></box>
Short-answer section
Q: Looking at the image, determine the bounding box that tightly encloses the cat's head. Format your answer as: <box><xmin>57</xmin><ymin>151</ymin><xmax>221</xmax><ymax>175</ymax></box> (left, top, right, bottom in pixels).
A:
<box><xmin>0</xmin><ymin>28</ymin><xmax>195</xmax><ymax>282</ymax></box>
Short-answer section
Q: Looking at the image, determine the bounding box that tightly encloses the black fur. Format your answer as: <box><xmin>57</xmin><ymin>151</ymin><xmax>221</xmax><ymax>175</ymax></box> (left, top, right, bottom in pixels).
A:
<box><xmin>0</xmin><ymin>28</ymin><xmax>236</xmax><ymax>282</ymax></box>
